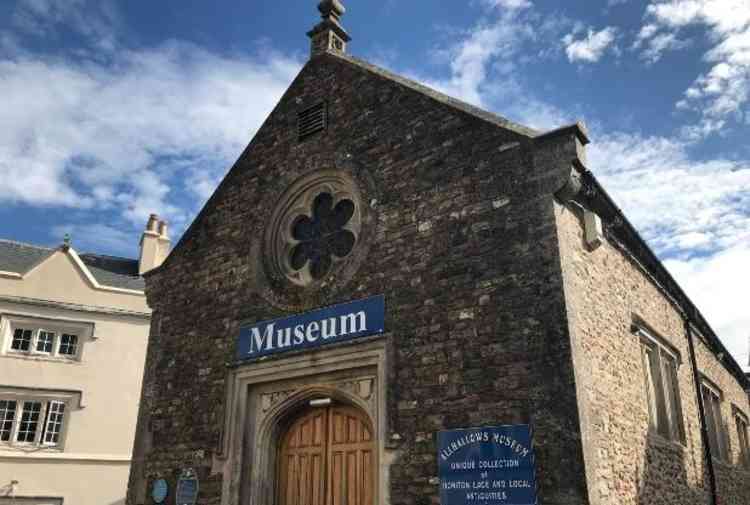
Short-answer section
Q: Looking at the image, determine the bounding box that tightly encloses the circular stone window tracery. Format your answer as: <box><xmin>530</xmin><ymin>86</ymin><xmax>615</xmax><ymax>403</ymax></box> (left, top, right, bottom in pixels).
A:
<box><xmin>264</xmin><ymin>170</ymin><xmax>367</xmax><ymax>292</ymax></box>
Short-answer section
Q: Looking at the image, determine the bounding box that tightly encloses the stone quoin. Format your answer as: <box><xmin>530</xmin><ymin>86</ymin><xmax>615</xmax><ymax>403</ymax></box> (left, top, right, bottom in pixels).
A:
<box><xmin>126</xmin><ymin>2</ymin><xmax>750</xmax><ymax>505</ymax></box>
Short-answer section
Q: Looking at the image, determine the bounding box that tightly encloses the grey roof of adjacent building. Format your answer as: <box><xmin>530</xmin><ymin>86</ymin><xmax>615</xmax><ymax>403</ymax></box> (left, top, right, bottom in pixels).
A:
<box><xmin>78</xmin><ymin>254</ymin><xmax>145</xmax><ymax>291</ymax></box>
<box><xmin>0</xmin><ymin>239</ymin><xmax>144</xmax><ymax>291</ymax></box>
<box><xmin>0</xmin><ymin>240</ymin><xmax>55</xmax><ymax>275</ymax></box>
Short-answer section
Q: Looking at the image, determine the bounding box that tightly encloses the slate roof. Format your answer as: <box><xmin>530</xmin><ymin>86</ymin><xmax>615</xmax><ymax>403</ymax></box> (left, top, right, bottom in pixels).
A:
<box><xmin>79</xmin><ymin>253</ymin><xmax>145</xmax><ymax>291</ymax></box>
<box><xmin>0</xmin><ymin>239</ymin><xmax>144</xmax><ymax>291</ymax></box>
<box><xmin>0</xmin><ymin>240</ymin><xmax>55</xmax><ymax>274</ymax></box>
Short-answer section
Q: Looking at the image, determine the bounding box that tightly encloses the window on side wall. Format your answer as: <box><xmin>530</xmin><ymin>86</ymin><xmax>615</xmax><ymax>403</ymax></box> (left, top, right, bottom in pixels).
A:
<box><xmin>733</xmin><ymin>407</ymin><xmax>750</xmax><ymax>469</ymax></box>
<box><xmin>637</xmin><ymin>328</ymin><xmax>686</xmax><ymax>444</ymax></box>
<box><xmin>701</xmin><ymin>380</ymin><xmax>729</xmax><ymax>461</ymax></box>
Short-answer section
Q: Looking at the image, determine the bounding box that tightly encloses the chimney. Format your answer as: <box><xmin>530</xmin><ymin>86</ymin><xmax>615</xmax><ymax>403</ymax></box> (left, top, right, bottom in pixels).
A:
<box><xmin>139</xmin><ymin>214</ymin><xmax>171</xmax><ymax>275</ymax></box>
<box><xmin>307</xmin><ymin>0</ymin><xmax>350</xmax><ymax>58</ymax></box>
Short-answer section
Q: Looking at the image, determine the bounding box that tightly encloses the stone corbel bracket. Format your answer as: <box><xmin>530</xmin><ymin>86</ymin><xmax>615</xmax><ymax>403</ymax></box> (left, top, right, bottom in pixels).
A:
<box><xmin>532</xmin><ymin>121</ymin><xmax>590</xmax><ymax>202</ymax></box>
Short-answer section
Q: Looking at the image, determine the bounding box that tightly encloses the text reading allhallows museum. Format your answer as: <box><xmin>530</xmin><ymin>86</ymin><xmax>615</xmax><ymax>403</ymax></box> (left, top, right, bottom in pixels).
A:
<box><xmin>236</xmin><ymin>295</ymin><xmax>385</xmax><ymax>360</ymax></box>
<box><xmin>438</xmin><ymin>425</ymin><xmax>537</xmax><ymax>505</ymax></box>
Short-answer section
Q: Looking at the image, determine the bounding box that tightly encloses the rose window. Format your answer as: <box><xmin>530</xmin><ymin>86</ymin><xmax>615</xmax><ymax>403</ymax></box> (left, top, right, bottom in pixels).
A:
<box><xmin>264</xmin><ymin>169</ymin><xmax>368</xmax><ymax>297</ymax></box>
<box><xmin>289</xmin><ymin>193</ymin><xmax>356</xmax><ymax>279</ymax></box>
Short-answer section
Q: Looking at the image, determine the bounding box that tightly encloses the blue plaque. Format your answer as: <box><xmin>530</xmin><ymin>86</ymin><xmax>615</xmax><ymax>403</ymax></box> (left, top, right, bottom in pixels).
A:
<box><xmin>237</xmin><ymin>295</ymin><xmax>385</xmax><ymax>360</ymax></box>
<box><xmin>438</xmin><ymin>425</ymin><xmax>537</xmax><ymax>505</ymax></box>
<box><xmin>175</xmin><ymin>468</ymin><xmax>199</xmax><ymax>505</ymax></box>
<box><xmin>151</xmin><ymin>479</ymin><xmax>168</xmax><ymax>504</ymax></box>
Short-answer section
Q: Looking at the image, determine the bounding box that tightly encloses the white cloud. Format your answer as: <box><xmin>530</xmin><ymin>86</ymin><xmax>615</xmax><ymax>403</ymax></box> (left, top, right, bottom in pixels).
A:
<box><xmin>402</xmin><ymin>7</ymin><xmax>573</xmax><ymax>131</ymax></box>
<box><xmin>563</xmin><ymin>27</ymin><xmax>618</xmax><ymax>63</ymax></box>
<box><xmin>418</xmin><ymin>9</ymin><xmax>536</xmax><ymax>108</ymax></box>
<box><xmin>665</xmin><ymin>244</ymin><xmax>750</xmax><ymax>371</ymax></box>
<box><xmin>633</xmin><ymin>24</ymin><xmax>660</xmax><ymax>49</ymax></box>
<box><xmin>640</xmin><ymin>32</ymin><xmax>691</xmax><ymax>63</ymax></box>
<box><xmin>589</xmin><ymin>131</ymin><xmax>750</xmax><ymax>370</ymax></box>
<box><xmin>11</xmin><ymin>0</ymin><xmax>120</xmax><ymax>53</ymax></box>
<box><xmin>0</xmin><ymin>41</ymin><xmax>302</xmax><ymax>228</ymax></box>
<box><xmin>480</xmin><ymin>0</ymin><xmax>533</xmax><ymax>10</ymax></box>
<box><xmin>52</xmin><ymin>222</ymin><xmax>137</xmax><ymax>256</ymax></box>
<box><xmin>636</xmin><ymin>0</ymin><xmax>750</xmax><ymax>136</ymax></box>
<box><xmin>589</xmin><ymin>132</ymin><xmax>750</xmax><ymax>256</ymax></box>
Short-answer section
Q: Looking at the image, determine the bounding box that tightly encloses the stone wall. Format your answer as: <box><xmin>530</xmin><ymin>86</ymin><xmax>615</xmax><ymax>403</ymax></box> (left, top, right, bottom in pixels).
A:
<box><xmin>127</xmin><ymin>52</ymin><xmax>590</xmax><ymax>505</ymax></box>
<box><xmin>555</xmin><ymin>201</ymin><xmax>750</xmax><ymax>505</ymax></box>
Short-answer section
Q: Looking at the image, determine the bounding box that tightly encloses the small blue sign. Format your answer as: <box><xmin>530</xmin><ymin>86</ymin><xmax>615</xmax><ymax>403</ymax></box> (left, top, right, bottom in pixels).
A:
<box><xmin>438</xmin><ymin>425</ymin><xmax>537</xmax><ymax>505</ymax></box>
<box><xmin>175</xmin><ymin>468</ymin><xmax>199</xmax><ymax>505</ymax></box>
<box><xmin>236</xmin><ymin>295</ymin><xmax>385</xmax><ymax>361</ymax></box>
<box><xmin>151</xmin><ymin>479</ymin><xmax>168</xmax><ymax>504</ymax></box>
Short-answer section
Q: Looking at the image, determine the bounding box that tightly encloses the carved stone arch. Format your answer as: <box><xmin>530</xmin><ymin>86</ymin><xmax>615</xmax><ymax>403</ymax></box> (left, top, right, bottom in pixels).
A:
<box><xmin>262</xmin><ymin>385</ymin><xmax>373</xmax><ymax>437</ymax></box>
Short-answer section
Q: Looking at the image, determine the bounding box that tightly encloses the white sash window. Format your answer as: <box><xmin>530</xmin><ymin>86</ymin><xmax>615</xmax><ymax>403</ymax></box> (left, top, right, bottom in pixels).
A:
<box><xmin>0</xmin><ymin>396</ymin><xmax>70</xmax><ymax>449</ymax></box>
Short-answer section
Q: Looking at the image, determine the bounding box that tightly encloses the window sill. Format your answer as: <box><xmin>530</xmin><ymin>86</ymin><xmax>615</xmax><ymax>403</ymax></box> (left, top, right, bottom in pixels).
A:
<box><xmin>2</xmin><ymin>352</ymin><xmax>81</xmax><ymax>364</ymax></box>
<box><xmin>0</xmin><ymin>450</ymin><xmax>131</xmax><ymax>462</ymax></box>
<box><xmin>0</xmin><ymin>443</ymin><xmax>64</xmax><ymax>454</ymax></box>
<box><xmin>646</xmin><ymin>432</ymin><xmax>686</xmax><ymax>452</ymax></box>
<box><xmin>710</xmin><ymin>456</ymin><xmax>740</xmax><ymax>470</ymax></box>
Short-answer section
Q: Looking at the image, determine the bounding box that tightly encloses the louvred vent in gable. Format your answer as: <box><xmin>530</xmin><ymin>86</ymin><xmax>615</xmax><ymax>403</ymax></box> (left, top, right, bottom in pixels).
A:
<box><xmin>297</xmin><ymin>102</ymin><xmax>327</xmax><ymax>141</ymax></box>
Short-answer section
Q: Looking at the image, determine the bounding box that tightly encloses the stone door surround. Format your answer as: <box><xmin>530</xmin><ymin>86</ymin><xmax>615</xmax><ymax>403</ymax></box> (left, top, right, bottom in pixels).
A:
<box><xmin>214</xmin><ymin>339</ymin><xmax>388</xmax><ymax>505</ymax></box>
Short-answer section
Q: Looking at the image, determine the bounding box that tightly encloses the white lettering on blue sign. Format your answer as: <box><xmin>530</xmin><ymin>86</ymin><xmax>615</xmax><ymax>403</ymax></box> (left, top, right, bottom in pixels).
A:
<box><xmin>248</xmin><ymin>311</ymin><xmax>367</xmax><ymax>354</ymax></box>
<box><xmin>236</xmin><ymin>296</ymin><xmax>384</xmax><ymax>360</ymax></box>
<box><xmin>438</xmin><ymin>425</ymin><xmax>537</xmax><ymax>505</ymax></box>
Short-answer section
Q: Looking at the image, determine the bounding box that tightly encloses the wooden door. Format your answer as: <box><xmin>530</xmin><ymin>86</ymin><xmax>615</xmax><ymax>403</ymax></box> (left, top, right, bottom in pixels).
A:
<box><xmin>278</xmin><ymin>405</ymin><xmax>374</xmax><ymax>505</ymax></box>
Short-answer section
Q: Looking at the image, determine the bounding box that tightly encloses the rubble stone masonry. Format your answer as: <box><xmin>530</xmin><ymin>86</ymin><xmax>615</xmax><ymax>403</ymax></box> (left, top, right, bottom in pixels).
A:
<box><xmin>127</xmin><ymin>52</ymin><xmax>591</xmax><ymax>505</ymax></box>
<box><xmin>126</xmin><ymin>46</ymin><xmax>750</xmax><ymax>505</ymax></box>
<box><xmin>556</xmin><ymin>201</ymin><xmax>750</xmax><ymax>505</ymax></box>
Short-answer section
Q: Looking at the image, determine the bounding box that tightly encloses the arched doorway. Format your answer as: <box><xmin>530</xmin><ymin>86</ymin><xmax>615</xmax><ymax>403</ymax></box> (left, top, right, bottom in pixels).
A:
<box><xmin>277</xmin><ymin>404</ymin><xmax>375</xmax><ymax>505</ymax></box>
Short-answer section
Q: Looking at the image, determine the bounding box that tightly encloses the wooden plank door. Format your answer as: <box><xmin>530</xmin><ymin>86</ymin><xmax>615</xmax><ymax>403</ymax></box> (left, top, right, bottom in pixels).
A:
<box><xmin>278</xmin><ymin>408</ymin><xmax>328</xmax><ymax>505</ymax></box>
<box><xmin>327</xmin><ymin>406</ymin><xmax>375</xmax><ymax>505</ymax></box>
<box><xmin>278</xmin><ymin>405</ymin><xmax>375</xmax><ymax>505</ymax></box>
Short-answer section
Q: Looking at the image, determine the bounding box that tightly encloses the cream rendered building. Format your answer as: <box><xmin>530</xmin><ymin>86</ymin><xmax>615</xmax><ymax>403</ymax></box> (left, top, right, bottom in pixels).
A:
<box><xmin>0</xmin><ymin>216</ymin><xmax>169</xmax><ymax>505</ymax></box>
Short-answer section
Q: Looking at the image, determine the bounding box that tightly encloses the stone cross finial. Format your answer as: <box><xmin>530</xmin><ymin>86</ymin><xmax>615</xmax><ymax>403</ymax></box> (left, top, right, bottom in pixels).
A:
<box><xmin>308</xmin><ymin>0</ymin><xmax>351</xmax><ymax>58</ymax></box>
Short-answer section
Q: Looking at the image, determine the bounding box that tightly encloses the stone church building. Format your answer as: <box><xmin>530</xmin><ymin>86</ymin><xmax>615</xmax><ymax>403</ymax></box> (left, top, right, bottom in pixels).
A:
<box><xmin>126</xmin><ymin>2</ymin><xmax>750</xmax><ymax>504</ymax></box>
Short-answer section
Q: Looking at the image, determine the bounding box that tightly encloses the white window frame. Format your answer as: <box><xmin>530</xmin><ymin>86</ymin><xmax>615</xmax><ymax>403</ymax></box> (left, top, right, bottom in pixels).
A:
<box><xmin>0</xmin><ymin>393</ymin><xmax>72</xmax><ymax>450</ymax></box>
<box><xmin>1</xmin><ymin>315</ymin><xmax>93</xmax><ymax>362</ymax></box>
<box><xmin>14</xmin><ymin>400</ymin><xmax>44</xmax><ymax>445</ymax></box>
<box><xmin>10</xmin><ymin>327</ymin><xmax>33</xmax><ymax>352</ymax></box>
<box><xmin>635</xmin><ymin>325</ymin><xmax>686</xmax><ymax>444</ymax></box>
<box><xmin>35</xmin><ymin>329</ymin><xmax>56</xmax><ymax>354</ymax></box>
<box><xmin>58</xmin><ymin>332</ymin><xmax>80</xmax><ymax>357</ymax></box>
<box><xmin>0</xmin><ymin>399</ymin><xmax>18</xmax><ymax>442</ymax></box>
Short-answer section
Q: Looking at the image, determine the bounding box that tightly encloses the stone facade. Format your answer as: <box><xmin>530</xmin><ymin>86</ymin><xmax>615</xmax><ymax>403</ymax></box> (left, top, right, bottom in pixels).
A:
<box><xmin>126</xmin><ymin>12</ymin><xmax>750</xmax><ymax>505</ymax></box>
<box><xmin>556</xmin><ymin>202</ymin><xmax>750</xmax><ymax>505</ymax></box>
<box><xmin>127</xmin><ymin>50</ymin><xmax>593</xmax><ymax>505</ymax></box>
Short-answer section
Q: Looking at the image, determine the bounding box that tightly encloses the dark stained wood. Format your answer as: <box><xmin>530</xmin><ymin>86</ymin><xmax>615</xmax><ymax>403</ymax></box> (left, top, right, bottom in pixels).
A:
<box><xmin>278</xmin><ymin>405</ymin><xmax>375</xmax><ymax>505</ymax></box>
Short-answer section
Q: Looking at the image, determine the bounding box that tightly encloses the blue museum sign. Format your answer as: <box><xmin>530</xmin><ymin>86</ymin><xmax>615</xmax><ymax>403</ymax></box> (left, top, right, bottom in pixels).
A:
<box><xmin>438</xmin><ymin>425</ymin><xmax>537</xmax><ymax>505</ymax></box>
<box><xmin>236</xmin><ymin>295</ymin><xmax>385</xmax><ymax>361</ymax></box>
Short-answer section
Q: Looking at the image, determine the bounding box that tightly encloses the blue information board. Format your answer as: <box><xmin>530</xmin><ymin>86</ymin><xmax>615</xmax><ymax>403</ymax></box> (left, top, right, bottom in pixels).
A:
<box><xmin>175</xmin><ymin>468</ymin><xmax>198</xmax><ymax>505</ymax></box>
<box><xmin>236</xmin><ymin>295</ymin><xmax>385</xmax><ymax>361</ymax></box>
<box><xmin>438</xmin><ymin>425</ymin><xmax>537</xmax><ymax>505</ymax></box>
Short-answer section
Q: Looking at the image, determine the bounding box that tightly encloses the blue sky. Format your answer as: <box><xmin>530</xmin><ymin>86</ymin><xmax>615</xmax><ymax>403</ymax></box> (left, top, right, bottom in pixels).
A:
<box><xmin>0</xmin><ymin>0</ymin><xmax>748</xmax><ymax>368</ymax></box>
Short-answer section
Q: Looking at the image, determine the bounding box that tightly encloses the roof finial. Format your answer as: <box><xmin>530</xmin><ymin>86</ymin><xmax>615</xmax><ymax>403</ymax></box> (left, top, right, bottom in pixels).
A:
<box><xmin>319</xmin><ymin>0</ymin><xmax>345</xmax><ymax>21</ymax></box>
<box><xmin>62</xmin><ymin>233</ymin><xmax>71</xmax><ymax>251</ymax></box>
<box><xmin>307</xmin><ymin>0</ymin><xmax>351</xmax><ymax>58</ymax></box>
